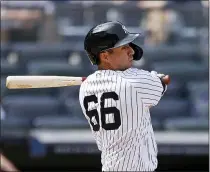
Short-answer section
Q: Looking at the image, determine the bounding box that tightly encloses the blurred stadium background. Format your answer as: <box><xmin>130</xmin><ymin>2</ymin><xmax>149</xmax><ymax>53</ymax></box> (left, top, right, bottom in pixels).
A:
<box><xmin>0</xmin><ymin>0</ymin><xmax>209</xmax><ymax>171</ymax></box>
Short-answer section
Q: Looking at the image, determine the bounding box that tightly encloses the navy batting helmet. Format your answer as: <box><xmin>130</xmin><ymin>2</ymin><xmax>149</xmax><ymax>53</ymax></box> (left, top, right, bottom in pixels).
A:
<box><xmin>84</xmin><ymin>21</ymin><xmax>144</xmax><ymax>65</ymax></box>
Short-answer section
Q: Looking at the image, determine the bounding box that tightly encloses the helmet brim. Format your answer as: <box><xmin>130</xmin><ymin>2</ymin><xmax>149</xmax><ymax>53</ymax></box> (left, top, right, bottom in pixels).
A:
<box><xmin>114</xmin><ymin>33</ymin><xmax>144</xmax><ymax>61</ymax></box>
<box><xmin>114</xmin><ymin>33</ymin><xmax>140</xmax><ymax>48</ymax></box>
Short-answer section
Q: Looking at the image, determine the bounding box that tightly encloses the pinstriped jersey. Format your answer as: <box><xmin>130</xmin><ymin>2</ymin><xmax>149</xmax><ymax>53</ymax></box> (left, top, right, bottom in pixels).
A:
<box><xmin>79</xmin><ymin>68</ymin><xmax>164</xmax><ymax>171</ymax></box>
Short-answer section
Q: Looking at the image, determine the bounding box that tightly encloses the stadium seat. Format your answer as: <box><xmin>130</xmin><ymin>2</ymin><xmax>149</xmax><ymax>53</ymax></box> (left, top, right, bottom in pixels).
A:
<box><xmin>176</xmin><ymin>33</ymin><xmax>200</xmax><ymax>44</ymax></box>
<box><xmin>164</xmin><ymin>117</ymin><xmax>209</xmax><ymax>131</ymax></box>
<box><xmin>4</xmin><ymin>87</ymin><xmax>56</xmax><ymax>98</ymax></box>
<box><xmin>91</xmin><ymin>3</ymin><xmax>116</xmax><ymax>25</ymax></box>
<box><xmin>152</xmin><ymin>61</ymin><xmax>208</xmax><ymax>82</ymax></box>
<box><xmin>1</xmin><ymin>77</ymin><xmax>7</xmax><ymax>97</ymax></box>
<box><xmin>91</xmin><ymin>3</ymin><xmax>142</xmax><ymax>26</ymax></box>
<box><xmin>151</xmin><ymin>118</ymin><xmax>163</xmax><ymax>131</ymax></box>
<box><xmin>2</xmin><ymin>95</ymin><xmax>61</xmax><ymax>118</ymax></box>
<box><xmin>70</xmin><ymin>43</ymin><xmax>99</xmax><ymax>72</ymax></box>
<box><xmin>27</xmin><ymin>60</ymin><xmax>89</xmax><ymax>76</ymax></box>
<box><xmin>150</xmin><ymin>98</ymin><xmax>190</xmax><ymax>119</ymax></box>
<box><xmin>187</xmin><ymin>81</ymin><xmax>209</xmax><ymax>117</ymax></box>
<box><xmin>1</xmin><ymin>59</ymin><xmax>23</xmax><ymax>76</ymax></box>
<box><xmin>62</xmin><ymin>35</ymin><xmax>85</xmax><ymax>43</ymax></box>
<box><xmin>174</xmin><ymin>2</ymin><xmax>205</xmax><ymax>27</ymax></box>
<box><xmin>1</xmin><ymin>115</ymin><xmax>32</xmax><ymax>130</ymax></box>
<box><xmin>163</xmin><ymin>80</ymin><xmax>186</xmax><ymax>99</ymax></box>
<box><xmin>55</xmin><ymin>2</ymin><xmax>84</xmax><ymax>26</ymax></box>
<box><xmin>32</xmin><ymin>115</ymin><xmax>89</xmax><ymax>129</ymax></box>
<box><xmin>143</xmin><ymin>44</ymin><xmax>200</xmax><ymax>63</ymax></box>
<box><xmin>1</xmin><ymin>43</ymin><xmax>10</xmax><ymax>58</ymax></box>
<box><xmin>12</xmin><ymin>43</ymin><xmax>70</xmax><ymax>64</ymax></box>
<box><xmin>67</xmin><ymin>50</ymin><xmax>93</xmax><ymax>69</ymax></box>
<box><xmin>58</xmin><ymin>85</ymin><xmax>80</xmax><ymax>100</ymax></box>
<box><xmin>199</xmin><ymin>28</ymin><xmax>208</xmax><ymax>64</ymax></box>
<box><xmin>64</xmin><ymin>97</ymin><xmax>85</xmax><ymax>119</ymax></box>
<box><xmin>121</xmin><ymin>8</ymin><xmax>143</xmax><ymax>26</ymax></box>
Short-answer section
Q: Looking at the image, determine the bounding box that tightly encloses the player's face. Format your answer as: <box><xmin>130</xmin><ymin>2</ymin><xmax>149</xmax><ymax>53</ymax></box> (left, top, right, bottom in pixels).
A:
<box><xmin>107</xmin><ymin>44</ymin><xmax>135</xmax><ymax>70</ymax></box>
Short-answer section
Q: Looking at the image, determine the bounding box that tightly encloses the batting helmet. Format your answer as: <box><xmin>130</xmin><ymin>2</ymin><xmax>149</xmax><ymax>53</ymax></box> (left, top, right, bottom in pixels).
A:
<box><xmin>84</xmin><ymin>21</ymin><xmax>144</xmax><ymax>65</ymax></box>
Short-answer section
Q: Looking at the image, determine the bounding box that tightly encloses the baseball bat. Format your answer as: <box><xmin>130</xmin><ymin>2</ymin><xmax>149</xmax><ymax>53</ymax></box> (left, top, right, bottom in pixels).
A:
<box><xmin>6</xmin><ymin>76</ymin><xmax>86</xmax><ymax>89</ymax></box>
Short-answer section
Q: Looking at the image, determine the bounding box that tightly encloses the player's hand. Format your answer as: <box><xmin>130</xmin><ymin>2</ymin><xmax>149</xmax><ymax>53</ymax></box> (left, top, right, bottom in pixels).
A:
<box><xmin>151</xmin><ymin>71</ymin><xmax>170</xmax><ymax>85</ymax></box>
<box><xmin>157</xmin><ymin>74</ymin><xmax>170</xmax><ymax>85</ymax></box>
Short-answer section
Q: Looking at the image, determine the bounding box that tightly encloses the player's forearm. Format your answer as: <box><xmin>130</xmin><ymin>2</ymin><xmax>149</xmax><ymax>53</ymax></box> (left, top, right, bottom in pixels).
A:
<box><xmin>0</xmin><ymin>153</ymin><xmax>19</xmax><ymax>172</ymax></box>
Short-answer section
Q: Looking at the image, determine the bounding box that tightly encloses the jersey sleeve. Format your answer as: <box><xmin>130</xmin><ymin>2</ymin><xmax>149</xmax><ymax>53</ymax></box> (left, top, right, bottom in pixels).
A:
<box><xmin>121</xmin><ymin>68</ymin><xmax>165</xmax><ymax>107</ymax></box>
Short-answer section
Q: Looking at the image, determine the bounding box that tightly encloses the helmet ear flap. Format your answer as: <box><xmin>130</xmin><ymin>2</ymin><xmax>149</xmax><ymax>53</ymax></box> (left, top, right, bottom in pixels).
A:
<box><xmin>129</xmin><ymin>43</ymin><xmax>143</xmax><ymax>61</ymax></box>
<box><xmin>86</xmin><ymin>52</ymin><xmax>97</xmax><ymax>65</ymax></box>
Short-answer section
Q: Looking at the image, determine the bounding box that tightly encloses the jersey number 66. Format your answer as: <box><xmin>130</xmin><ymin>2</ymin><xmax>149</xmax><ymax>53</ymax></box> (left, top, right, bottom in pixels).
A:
<box><xmin>83</xmin><ymin>92</ymin><xmax>121</xmax><ymax>131</ymax></box>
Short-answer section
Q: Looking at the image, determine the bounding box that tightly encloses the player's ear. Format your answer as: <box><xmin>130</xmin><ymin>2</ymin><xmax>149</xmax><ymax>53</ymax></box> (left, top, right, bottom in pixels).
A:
<box><xmin>99</xmin><ymin>52</ymin><xmax>109</xmax><ymax>63</ymax></box>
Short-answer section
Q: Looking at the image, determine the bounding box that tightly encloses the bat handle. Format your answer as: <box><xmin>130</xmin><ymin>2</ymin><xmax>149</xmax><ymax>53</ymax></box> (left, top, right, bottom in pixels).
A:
<box><xmin>82</xmin><ymin>77</ymin><xmax>87</xmax><ymax>82</ymax></box>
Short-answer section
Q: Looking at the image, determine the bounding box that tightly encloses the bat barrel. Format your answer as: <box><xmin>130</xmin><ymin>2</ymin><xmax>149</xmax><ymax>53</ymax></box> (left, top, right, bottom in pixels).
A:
<box><xmin>6</xmin><ymin>76</ymin><xmax>85</xmax><ymax>89</ymax></box>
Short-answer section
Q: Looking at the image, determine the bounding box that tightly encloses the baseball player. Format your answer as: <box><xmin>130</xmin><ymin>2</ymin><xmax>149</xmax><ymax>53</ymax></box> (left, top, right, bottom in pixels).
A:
<box><xmin>79</xmin><ymin>21</ymin><xmax>169</xmax><ymax>171</ymax></box>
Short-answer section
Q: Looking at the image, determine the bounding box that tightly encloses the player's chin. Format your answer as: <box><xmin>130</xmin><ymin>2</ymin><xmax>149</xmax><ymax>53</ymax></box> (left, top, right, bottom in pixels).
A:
<box><xmin>122</xmin><ymin>64</ymin><xmax>132</xmax><ymax>71</ymax></box>
<box><xmin>128</xmin><ymin>60</ymin><xmax>133</xmax><ymax>67</ymax></box>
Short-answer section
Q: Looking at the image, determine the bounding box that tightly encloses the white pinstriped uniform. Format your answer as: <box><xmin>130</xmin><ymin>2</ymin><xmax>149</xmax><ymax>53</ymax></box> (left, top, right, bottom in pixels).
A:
<box><xmin>79</xmin><ymin>68</ymin><xmax>165</xmax><ymax>171</ymax></box>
